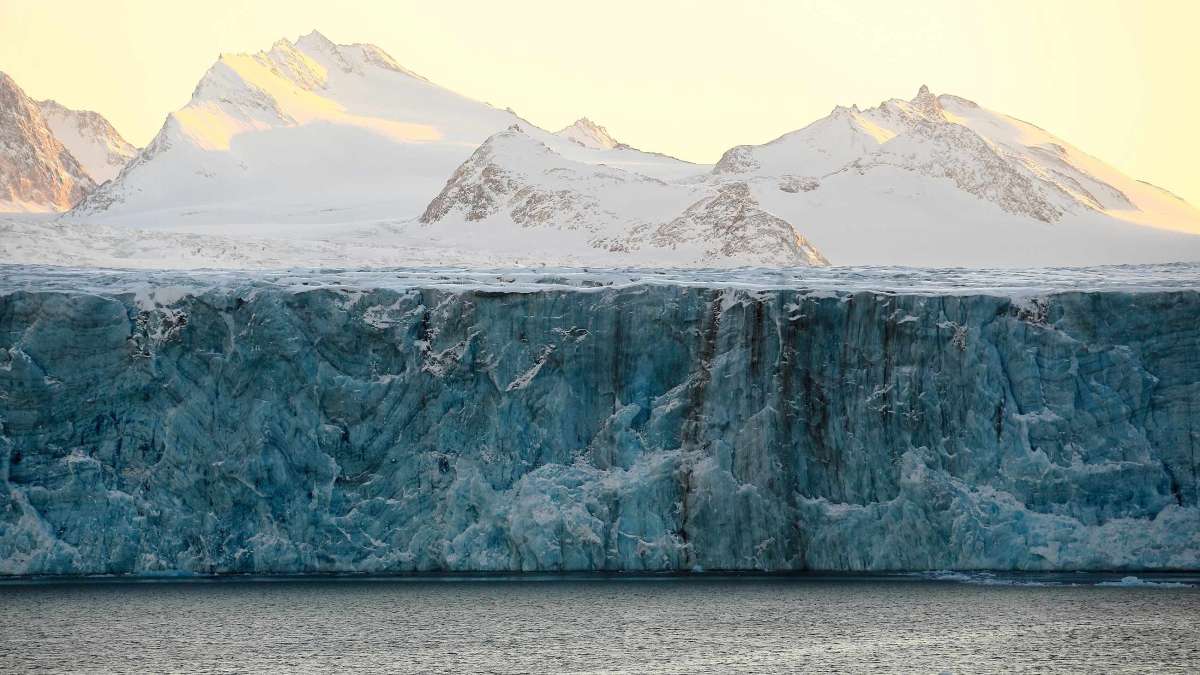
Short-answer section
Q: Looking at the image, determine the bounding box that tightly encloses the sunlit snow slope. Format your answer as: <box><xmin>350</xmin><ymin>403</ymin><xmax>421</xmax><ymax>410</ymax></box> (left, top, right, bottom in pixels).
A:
<box><xmin>68</xmin><ymin>31</ymin><xmax>523</xmax><ymax>230</ymax></box>
<box><xmin>59</xmin><ymin>30</ymin><xmax>790</xmax><ymax>266</ymax></box>
<box><xmin>721</xmin><ymin>86</ymin><xmax>1200</xmax><ymax>266</ymax></box>
<box><xmin>556</xmin><ymin>117</ymin><xmax>620</xmax><ymax>150</ymax></box>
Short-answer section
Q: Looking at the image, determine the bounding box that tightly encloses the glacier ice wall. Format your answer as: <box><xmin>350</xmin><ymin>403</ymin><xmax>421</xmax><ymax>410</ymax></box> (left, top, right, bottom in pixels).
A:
<box><xmin>1</xmin><ymin>274</ymin><xmax>1198</xmax><ymax>575</ymax></box>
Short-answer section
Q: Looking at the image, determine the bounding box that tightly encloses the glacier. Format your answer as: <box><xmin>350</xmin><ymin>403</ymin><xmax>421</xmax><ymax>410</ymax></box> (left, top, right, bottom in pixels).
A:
<box><xmin>0</xmin><ymin>265</ymin><xmax>1198</xmax><ymax>576</ymax></box>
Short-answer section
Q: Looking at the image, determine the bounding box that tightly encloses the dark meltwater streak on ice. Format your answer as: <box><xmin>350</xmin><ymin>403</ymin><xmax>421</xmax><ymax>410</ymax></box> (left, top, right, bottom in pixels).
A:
<box><xmin>1</xmin><ymin>577</ymin><xmax>1197</xmax><ymax>673</ymax></box>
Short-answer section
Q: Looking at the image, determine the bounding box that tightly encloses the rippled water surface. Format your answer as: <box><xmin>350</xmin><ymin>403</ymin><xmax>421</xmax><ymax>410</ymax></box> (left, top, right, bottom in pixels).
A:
<box><xmin>1</xmin><ymin>576</ymin><xmax>1198</xmax><ymax>673</ymax></box>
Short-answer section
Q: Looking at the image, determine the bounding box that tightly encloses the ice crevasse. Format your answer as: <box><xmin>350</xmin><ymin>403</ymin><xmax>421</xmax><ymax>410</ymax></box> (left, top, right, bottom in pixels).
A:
<box><xmin>0</xmin><ymin>268</ymin><xmax>1197</xmax><ymax>575</ymax></box>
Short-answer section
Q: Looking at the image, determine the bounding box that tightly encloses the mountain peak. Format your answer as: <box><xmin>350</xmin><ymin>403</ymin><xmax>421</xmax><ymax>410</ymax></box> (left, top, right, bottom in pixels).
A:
<box><xmin>296</xmin><ymin>29</ymin><xmax>337</xmax><ymax>51</ymax></box>
<box><xmin>911</xmin><ymin>84</ymin><xmax>942</xmax><ymax>116</ymax></box>
<box><xmin>0</xmin><ymin>71</ymin><xmax>19</xmax><ymax>94</ymax></box>
<box><xmin>38</xmin><ymin>98</ymin><xmax>68</xmax><ymax>112</ymax></box>
<box><xmin>556</xmin><ymin>117</ymin><xmax>620</xmax><ymax>150</ymax></box>
<box><xmin>37</xmin><ymin>98</ymin><xmax>138</xmax><ymax>183</ymax></box>
<box><xmin>0</xmin><ymin>71</ymin><xmax>96</xmax><ymax>211</ymax></box>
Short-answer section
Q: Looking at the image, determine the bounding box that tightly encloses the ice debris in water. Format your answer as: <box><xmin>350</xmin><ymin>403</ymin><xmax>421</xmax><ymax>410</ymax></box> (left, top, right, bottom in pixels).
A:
<box><xmin>1095</xmin><ymin>576</ymin><xmax>1195</xmax><ymax>589</ymax></box>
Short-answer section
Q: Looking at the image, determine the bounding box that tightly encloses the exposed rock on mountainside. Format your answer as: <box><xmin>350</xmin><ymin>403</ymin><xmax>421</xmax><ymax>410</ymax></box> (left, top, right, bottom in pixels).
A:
<box><xmin>0</xmin><ymin>73</ymin><xmax>95</xmax><ymax>212</ymax></box>
<box><xmin>421</xmin><ymin>127</ymin><xmax>827</xmax><ymax>266</ymax></box>
<box><xmin>638</xmin><ymin>182</ymin><xmax>829</xmax><ymax>266</ymax></box>
<box><xmin>421</xmin><ymin>126</ymin><xmax>668</xmax><ymax>232</ymax></box>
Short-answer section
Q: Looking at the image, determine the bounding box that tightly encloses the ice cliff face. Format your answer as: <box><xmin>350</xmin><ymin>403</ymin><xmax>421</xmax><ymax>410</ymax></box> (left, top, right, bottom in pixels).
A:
<box><xmin>1</xmin><ymin>268</ymin><xmax>1198</xmax><ymax>576</ymax></box>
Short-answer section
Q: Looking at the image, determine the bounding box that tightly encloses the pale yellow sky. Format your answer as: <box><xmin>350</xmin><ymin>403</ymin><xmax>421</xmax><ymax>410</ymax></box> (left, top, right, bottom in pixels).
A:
<box><xmin>2</xmin><ymin>0</ymin><xmax>1196</xmax><ymax>203</ymax></box>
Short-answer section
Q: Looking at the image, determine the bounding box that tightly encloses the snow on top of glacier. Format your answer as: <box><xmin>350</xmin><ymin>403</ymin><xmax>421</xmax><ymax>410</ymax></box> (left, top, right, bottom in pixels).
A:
<box><xmin>2</xmin><ymin>263</ymin><xmax>1199</xmax><ymax>301</ymax></box>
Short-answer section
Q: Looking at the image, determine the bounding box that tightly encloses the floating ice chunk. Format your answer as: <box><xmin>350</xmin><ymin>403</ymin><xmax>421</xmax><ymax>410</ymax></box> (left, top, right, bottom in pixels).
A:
<box><xmin>1095</xmin><ymin>576</ymin><xmax>1195</xmax><ymax>588</ymax></box>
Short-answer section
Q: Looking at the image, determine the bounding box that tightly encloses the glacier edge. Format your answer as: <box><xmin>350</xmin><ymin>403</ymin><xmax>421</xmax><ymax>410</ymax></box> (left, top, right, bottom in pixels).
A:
<box><xmin>0</xmin><ymin>270</ymin><xmax>1197</xmax><ymax>575</ymax></box>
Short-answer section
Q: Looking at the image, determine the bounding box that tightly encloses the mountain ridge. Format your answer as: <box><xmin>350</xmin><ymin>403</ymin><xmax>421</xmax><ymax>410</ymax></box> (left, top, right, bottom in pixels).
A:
<box><xmin>420</xmin><ymin>124</ymin><xmax>827</xmax><ymax>266</ymax></box>
<box><xmin>0</xmin><ymin>72</ymin><xmax>96</xmax><ymax>212</ymax></box>
<box><xmin>66</xmin><ymin>30</ymin><xmax>524</xmax><ymax>227</ymax></box>
<box><xmin>2</xmin><ymin>31</ymin><xmax>1193</xmax><ymax>268</ymax></box>
<box><xmin>37</xmin><ymin>99</ymin><xmax>138</xmax><ymax>184</ymax></box>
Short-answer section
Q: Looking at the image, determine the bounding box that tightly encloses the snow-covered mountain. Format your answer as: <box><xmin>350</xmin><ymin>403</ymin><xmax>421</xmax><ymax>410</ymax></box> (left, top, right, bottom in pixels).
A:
<box><xmin>0</xmin><ymin>72</ymin><xmax>96</xmax><ymax>212</ymax></box>
<box><xmin>716</xmin><ymin>86</ymin><xmax>1200</xmax><ymax>266</ymax></box>
<box><xmin>62</xmin><ymin>31</ymin><xmax>783</xmax><ymax>266</ymax></box>
<box><xmin>417</xmin><ymin>85</ymin><xmax>1200</xmax><ymax>267</ymax></box>
<box><xmin>28</xmin><ymin>34</ymin><xmax>1200</xmax><ymax>269</ymax></box>
<box><xmin>556</xmin><ymin>117</ymin><xmax>620</xmax><ymax>150</ymax></box>
<box><xmin>426</xmin><ymin>85</ymin><xmax>1200</xmax><ymax>268</ymax></box>
<box><xmin>420</xmin><ymin>125</ymin><xmax>826</xmax><ymax>266</ymax></box>
<box><xmin>69</xmin><ymin>31</ymin><xmax>524</xmax><ymax>229</ymax></box>
<box><xmin>38</xmin><ymin>99</ymin><xmax>137</xmax><ymax>183</ymax></box>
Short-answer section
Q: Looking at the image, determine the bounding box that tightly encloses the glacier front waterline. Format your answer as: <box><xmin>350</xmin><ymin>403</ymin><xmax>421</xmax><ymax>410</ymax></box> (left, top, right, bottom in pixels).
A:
<box><xmin>1</xmin><ymin>265</ymin><xmax>1197</xmax><ymax>575</ymax></box>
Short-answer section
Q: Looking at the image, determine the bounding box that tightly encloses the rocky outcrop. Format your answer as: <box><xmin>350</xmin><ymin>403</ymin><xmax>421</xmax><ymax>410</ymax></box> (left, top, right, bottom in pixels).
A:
<box><xmin>634</xmin><ymin>182</ymin><xmax>829</xmax><ymax>266</ymax></box>
<box><xmin>0</xmin><ymin>73</ymin><xmax>95</xmax><ymax>211</ymax></box>
<box><xmin>421</xmin><ymin>127</ymin><xmax>829</xmax><ymax>266</ymax></box>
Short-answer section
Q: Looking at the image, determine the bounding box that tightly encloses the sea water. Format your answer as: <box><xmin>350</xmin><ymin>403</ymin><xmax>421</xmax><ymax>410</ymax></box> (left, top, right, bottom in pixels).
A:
<box><xmin>0</xmin><ymin>575</ymin><xmax>1197</xmax><ymax>673</ymax></box>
